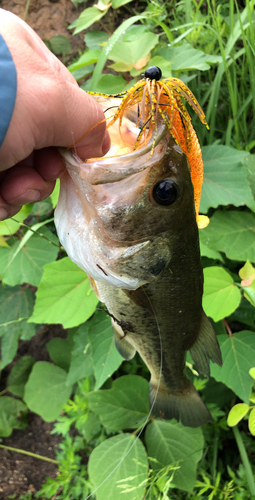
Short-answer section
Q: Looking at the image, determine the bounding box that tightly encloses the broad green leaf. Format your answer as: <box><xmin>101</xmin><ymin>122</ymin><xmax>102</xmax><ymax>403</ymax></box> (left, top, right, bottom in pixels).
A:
<box><xmin>249</xmin><ymin>408</ymin><xmax>255</xmax><ymax>435</ymax></box>
<box><xmin>87</xmin><ymin>375</ymin><xmax>149</xmax><ymax>430</ymax></box>
<box><xmin>199</xmin><ymin>211</ymin><xmax>255</xmax><ymax>262</ymax></box>
<box><xmin>239</xmin><ymin>260</ymin><xmax>255</xmax><ymax>281</ymax></box>
<box><xmin>249</xmin><ymin>392</ymin><xmax>255</xmax><ymax>403</ymax></box>
<box><xmin>68</xmin><ymin>49</ymin><xmax>100</xmax><ymax>72</ymax></box>
<box><xmin>8</xmin><ymin>356</ymin><xmax>35</xmax><ymax>397</ymax></box>
<box><xmin>88</xmin><ymin>434</ymin><xmax>148</xmax><ymax>500</ymax></box>
<box><xmin>157</xmin><ymin>42</ymin><xmax>222</xmax><ymax>71</ymax></box>
<box><xmin>74</xmin><ymin>7</ymin><xmax>107</xmax><ymax>34</ymax></box>
<box><xmin>0</xmin><ymin>225</ymin><xmax>59</xmax><ymax>286</ymax></box>
<box><xmin>139</xmin><ymin>56</ymin><xmax>172</xmax><ymax>77</ymax></box>
<box><xmin>90</xmin><ymin>14</ymin><xmax>151</xmax><ymax>90</ymax></box>
<box><xmin>50</xmin><ymin>179</ymin><xmax>60</xmax><ymax>208</ymax></box>
<box><xmin>29</xmin><ymin>257</ymin><xmax>98</xmax><ymax>328</ymax></box>
<box><xmin>0</xmin><ymin>205</ymin><xmax>32</xmax><ymax>236</ymax></box>
<box><xmin>0</xmin><ymin>397</ymin><xmax>27</xmax><ymax>437</ymax></box>
<box><xmin>245</xmin><ymin>153</ymin><xmax>255</xmax><ymax>199</ymax></box>
<box><xmin>87</xmin><ymin>311</ymin><xmax>123</xmax><ymax>389</ymax></box>
<box><xmin>249</xmin><ymin>367</ymin><xmax>255</xmax><ymax>379</ymax></box>
<box><xmin>66</xmin><ymin>323</ymin><xmax>94</xmax><ymax>385</ymax></box>
<box><xmin>48</xmin><ymin>35</ymin><xmax>72</xmax><ymax>56</ymax></box>
<box><xmin>145</xmin><ymin>420</ymin><xmax>203</xmax><ymax>492</ymax></box>
<box><xmin>108</xmin><ymin>33</ymin><xmax>158</xmax><ymax>68</ymax></box>
<box><xmin>84</xmin><ymin>30</ymin><xmax>109</xmax><ymax>51</ymax></box>
<box><xmin>112</xmin><ymin>0</ymin><xmax>133</xmax><ymax>7</ymax></box>
<box><xmin>24</xmin><ymin>361</ymin><xmax>73</xmax><ymax>422</ymax></box>
<box><xmin>46</xmin><ymin>331</ymin><xmax>74</xmax><ymax>371</ymax></box>
<box><xmin>0</xmin><ymin>285</ymin><xmax>36</xmax><ymax>369</ymax></box>
<box><xmin>200</xmin><ymin>146</ymin><xmax>253</xmax><ymax>213</ymax></box>
<box><xmin>242</xmin><ymin>282</ymin><xmax>255</xmax><ymax>307</ymax></box>
<box><xmin>200</xmin><ymin>240</ymin><xmax>224</xmax><ymax>262</ymax></box>
<box><xmin>227</xmin><ymin>403</ymin><xmax>250</xmax><ymax>427</ymax></box>
<box><xmin>210</xmin><ymin>331</ymin><xmax>255</xmax><ymax>403</ymax></box>
<box><xmin>203</xmin><ymin>267</ymin><xmax>241</xmax><ymax>321</ymax></box>
<box><xmin>82</xmin><ymin>411</ymin><xmax>101</xmax><ymax>442</ymax></box>
<box><xmin>228</xmin><ymin>297</ymin><xmax>255</xmax><ymax>328</ymax></box>
<box><xmin>83</xmin><ymin>74</ymin><xmax>126</xmax><ymax>94</ymax></box>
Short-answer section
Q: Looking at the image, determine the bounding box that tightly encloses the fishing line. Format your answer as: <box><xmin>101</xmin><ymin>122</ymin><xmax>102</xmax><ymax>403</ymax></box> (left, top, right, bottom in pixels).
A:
<box><xmin>84</xmin><ymin>286</ymin><xmax>163</xmax><ymax>500</ymax></box>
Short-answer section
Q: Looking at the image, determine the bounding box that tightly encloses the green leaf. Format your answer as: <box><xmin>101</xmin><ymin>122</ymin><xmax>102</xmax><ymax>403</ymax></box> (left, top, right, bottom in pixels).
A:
<box><xmin>48</xmin><ymin>35</ymin><xmax>72</xmax><ymax>56</ymax></box>
<box><xmin>199</xmin><ymin>211</ymin><xmax>255</xmax><ymax>262</ymax></box>
<box><xmin>112</xmin><ymin>0</ymin><xmax>133</xmax><ymax>8</ymax></box>
<box><xmin>82</xmin><ymin>411</ymin><xmax>101</xmax><ymax>441</ymax></box>
<box><xmin>87</xmin><ymin>375</ymin><xmax>149</xmax><ymax>431</ymax></box>
<box><xmin>88</xmin><ymin>434</ymin><xmax>148</xmax><ymax>500</ymax></box>
<box><xmin>8</xmin><ymin>356</ymin><xmax>35</xmax><ymax>397</ymax></box>
<box><xmin>248</xmin><ymin>407</ymin><xmax>255</xmax><ymax>435</ymax></box>
<box><xmin>139</xmin><ymin>56</ymin><xmax>172</xmax><ymax>78</ymax></box>
<box><xmin>87</xmin><ymin>311</ymin><xmax>123</xmax><ymax>389</ymax></box>
<box><xmin>0</xmin><ymin>397</ymin><xmax>27</xmax><ymax>437</ymax></box>
<box><xmin>24</xmin><ymin>361</ymin><xmax>73</xmax><ymax>422</ymax></box>
<box><xmin>245</xmin><ymin>153</ymin><xmax>255</xmax><ymax>199</ymax></box>
<box><xmin>50</xmin><ymin>179</ymin><xmax>60</xmax><ymax>208</ymax></box>
<box><xmin>145</xmin><ymin>420</ymin><xmax>204</xmax><ymax>492</ymax></box>
<box><xmin>0</xmin><ymin>205</ymin><xmax>32</xmax><ymax>236</ymax></box>
<box><xmin>108</xmin><ymin>33</ymin><xmax>158</xmax><ymax>68</ymax></box>
<box><xmin>200</xmin><ymin>240</ymin><xmax>224</xmax><ymax>262</ymax></box>
<box><xmin>249</xmin><ymin>367</ymin><xmax>255</xmax><ymax>379</ymax></box>
<box><xmin>84</xmin><ymin>30</ymin><xmax>109</xmax><ymax>51</ymax></box>
<box><xmin>0</xmin><ymin>225</ymin><xmax>59</xmax><ymax>287</ymax></box>
<box><xmin>68</xmin><ymin>49</ymin><xmax>101</xmax><ymax>72</ymax></box>
<box><xmin>227</xmin><ymin>403</ymin><xmax>250</xmax><ymax>427</ymax></box>
<box><xmin>203</xmin><ymin>267</ymin><xmax>241</xmax><ymax>321</ymax></box>
<box><xmin>157</xmin><ymin>42</ymin><xmax>222</xmax><ymax>71</ymax></box>
<box><xmin>228</xmin><ymin>297</ymin><xmax>255</xmax><ymax>328</ymax></box>
<box><xmin>0</xmin><ymin>285</ymin><xmax>36</xmax><ymax>369</ymax></box>
<box><xmin>210</xmin><ymin>331</ymin><xmax>255</xmax><ymax>403</ymax></box>
<box><xmin>90</xmin><ymin>14</ymin><xmax>150</xmax><ymax>90</ymax></box>
<box><xmin>200</xmin><ymin>146</ymin><xmax>253</xmax><ymax>213</ymax></box>
<box><xmin>66</xmin><ymin>324</ymin><xmax>94</xmax><ymax>385</ymax></box>
<box><xmin>29</xmin><ymin>257</ymin><xmax>98</xmax><ymax>328</ymax></box>
<box><xmin>46</xmin><ymin>331</ymin><xmax>74</xmax><ymax>371</ymax></box>
<box><xmin>83</xmin><ymin>74</ymin><xmax>126</xmax><ymax>94</ymax></box>
<box><xmin>73</xmin><ymin>7</ymin><xmax>107</xmax><ymax>34</ymax></box>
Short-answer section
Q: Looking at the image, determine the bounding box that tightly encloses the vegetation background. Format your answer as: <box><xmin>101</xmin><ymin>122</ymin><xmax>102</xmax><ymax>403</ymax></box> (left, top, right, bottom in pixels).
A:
<box><xmin>1</xmin><ymin>0</ymin><xmax>255</xmax><ymax>499</ymax></box>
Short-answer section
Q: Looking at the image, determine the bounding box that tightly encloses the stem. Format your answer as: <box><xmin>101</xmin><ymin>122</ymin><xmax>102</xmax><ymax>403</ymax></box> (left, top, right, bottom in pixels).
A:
<box><xmin>232</xmin><ymin>426</ymin><xmax>255</xmax><ymax>496</ymax></box>
<box><xmin>223</xmin><ymin>319</ymin><xmax>233</xmax><ymax>336</ymax></box>
<box><xmin>24</xmin><ymin>0</ymin><xmax>31</xmax><ymax>21</ymax></box>
<box><xmin>0</xmin><ymin>444</ymin><xmax>59</xmax><ymax>464</ymax></box>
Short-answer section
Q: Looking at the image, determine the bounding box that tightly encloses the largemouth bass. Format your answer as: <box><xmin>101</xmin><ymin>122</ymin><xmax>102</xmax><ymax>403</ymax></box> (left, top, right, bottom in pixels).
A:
<box><xmin>55</xmin><ymin>91</ymin><xmax>222</xmax><ymax>428</ymax></box>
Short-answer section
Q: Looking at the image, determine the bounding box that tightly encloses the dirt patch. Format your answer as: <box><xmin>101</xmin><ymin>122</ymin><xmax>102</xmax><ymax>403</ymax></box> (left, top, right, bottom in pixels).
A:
<box><xmin>0</xmin><ymin>0</ymin><xmax>86</xmax><ymax>57</ymax></box>
<box><xmin>0</xmin><ymin>324</ymin><xmax>68</xmax><ymax>498</ymax></box>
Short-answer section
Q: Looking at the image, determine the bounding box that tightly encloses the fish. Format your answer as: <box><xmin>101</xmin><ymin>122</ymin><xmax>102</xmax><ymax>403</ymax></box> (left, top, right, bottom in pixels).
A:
<box><xmin>55</xmin><ymin>84</ymin><xmax>222</xmax><ymax>428</ymax></box>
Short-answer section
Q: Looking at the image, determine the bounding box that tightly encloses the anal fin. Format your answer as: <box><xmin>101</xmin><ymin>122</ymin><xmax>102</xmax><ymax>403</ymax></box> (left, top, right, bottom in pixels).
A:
<box><xmin>189</xmin><ymin>311</ymin><xmax>223</xmax><ymax>378</ymax></box>
<box><xmin>112</xmin><ymin>319</ymin><xmax>136</xmax><ymax>360</ymax></box>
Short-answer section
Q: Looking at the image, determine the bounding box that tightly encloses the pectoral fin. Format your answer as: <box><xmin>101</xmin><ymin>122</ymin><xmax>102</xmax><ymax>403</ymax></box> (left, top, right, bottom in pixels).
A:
<box><xmin>189</xmin><ymin>311</ymin><xmax>222</xmax><ymax>378</ymax></box>
<box><xmin>112</xmin><ymin>319</ymin><xmax>136</xmax><ymax>360</ymax></box>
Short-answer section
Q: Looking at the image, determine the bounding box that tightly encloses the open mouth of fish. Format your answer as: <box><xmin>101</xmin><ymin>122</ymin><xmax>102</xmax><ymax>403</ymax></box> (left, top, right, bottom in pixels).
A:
<box><xmin>55</xmin><ymin>99</ymin><xmax>179</xmax><ymax>289</ymax></box>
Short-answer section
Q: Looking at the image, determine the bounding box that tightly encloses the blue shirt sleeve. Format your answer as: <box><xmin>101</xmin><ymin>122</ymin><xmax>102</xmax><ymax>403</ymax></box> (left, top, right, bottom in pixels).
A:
<box><xmin>0</xmin><ymin>33</ymin><xmax>17</xmax><ymax>148</ymax></box>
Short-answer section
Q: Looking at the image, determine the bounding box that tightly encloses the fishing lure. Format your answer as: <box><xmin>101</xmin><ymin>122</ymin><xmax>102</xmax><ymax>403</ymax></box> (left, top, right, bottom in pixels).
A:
<box><xmin>85</xmin><ymin>65</ymin><xmax>210</xmax><ymax>229</ymax></box>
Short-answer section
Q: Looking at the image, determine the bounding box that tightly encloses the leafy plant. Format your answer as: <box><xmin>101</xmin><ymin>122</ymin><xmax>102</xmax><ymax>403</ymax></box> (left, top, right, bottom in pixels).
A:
<box><xmin>1</xmin><ymin>0</ymin><xmax>255</xmax><ymax>499</ymax></box>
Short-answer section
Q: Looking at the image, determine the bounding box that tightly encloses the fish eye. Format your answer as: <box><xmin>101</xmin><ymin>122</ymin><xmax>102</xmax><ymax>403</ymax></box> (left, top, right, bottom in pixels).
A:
<box><xmin>144</xmin><ymin>66</ymin><xmax>162</xmax><ymax>81</ymax></box>
<box><xmin>152</xmin><ymin>179</ymin><xmax>179</xmax><ymax>206</ymax></box>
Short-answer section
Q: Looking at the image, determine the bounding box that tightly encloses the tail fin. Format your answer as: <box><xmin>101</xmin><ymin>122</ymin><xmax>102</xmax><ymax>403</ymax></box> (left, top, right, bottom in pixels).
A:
<box><xmin>189</xmin><ymin>311</ymin><xmax>222</xmax><ymax>378</ymax></box>
<box><xmin>150</xmin><ymin>380</ymin><xmax>212</xmax><ymax>428</ymax></box>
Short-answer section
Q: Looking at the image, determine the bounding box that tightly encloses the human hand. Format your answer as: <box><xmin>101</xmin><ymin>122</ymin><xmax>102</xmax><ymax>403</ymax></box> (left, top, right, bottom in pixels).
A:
<box><xmin>0</xmin><ymin>9</ymin><xmax>110</xmax><ymax>220</ymax></box>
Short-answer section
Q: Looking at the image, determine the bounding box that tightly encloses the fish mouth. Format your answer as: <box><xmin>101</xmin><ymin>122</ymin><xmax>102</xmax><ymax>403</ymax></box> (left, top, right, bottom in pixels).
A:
<box><xmin>60</xmin><ymin>110</ymin><xmax>168</xmax><ymax>185</ymax></box>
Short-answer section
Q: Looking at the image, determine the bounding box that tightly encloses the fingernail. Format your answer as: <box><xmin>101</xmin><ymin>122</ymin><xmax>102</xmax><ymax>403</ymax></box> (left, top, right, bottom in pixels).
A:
<box><xmin>0</xmin><ymin>208</ymin><xmax>8</xmax><ymax>220</ymax></box>
<box><xmin>101</xmin><ymin>131</ymin><xmax>111</xmax><ymax>156</ymax></box>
